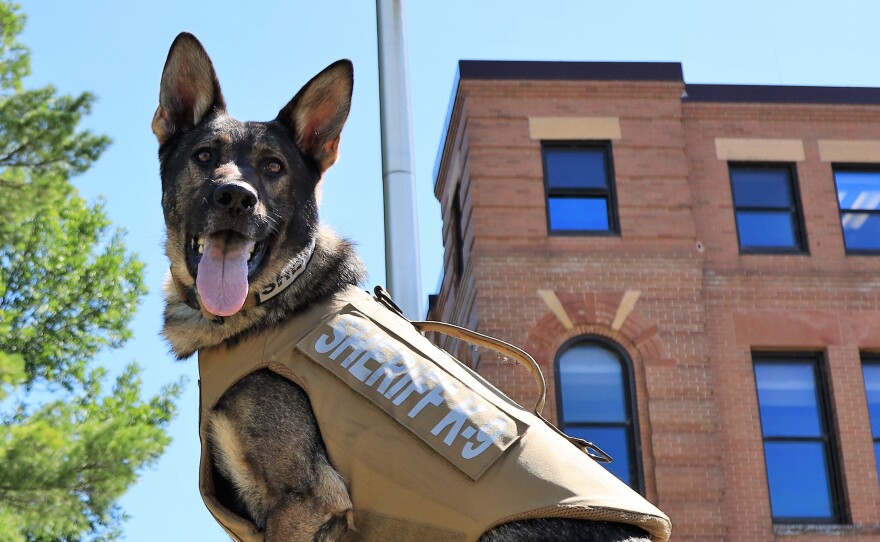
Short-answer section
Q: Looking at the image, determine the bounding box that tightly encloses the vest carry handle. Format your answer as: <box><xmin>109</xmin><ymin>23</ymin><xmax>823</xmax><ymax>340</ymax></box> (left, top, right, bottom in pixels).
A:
<box><xmin>410</xmin><ymin>319</ymin><xmax>614</xmax><ymax>464</ymax></box>
<box><xmin>410</xmin><ymin>319</ymin><xmax>547</xmax><ymax>414</ymax></box>
<box><xmin>373</xmin><ymin>286</ymin><xmax>613</xmax><ymax>463</ymax></box>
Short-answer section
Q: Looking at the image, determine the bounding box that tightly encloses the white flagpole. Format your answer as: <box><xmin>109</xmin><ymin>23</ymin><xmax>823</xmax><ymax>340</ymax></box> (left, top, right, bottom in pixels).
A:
<box><xmin>376</xmin><ymin>0</ymin><xmax>423</xmax><ymax>318</ymax></box>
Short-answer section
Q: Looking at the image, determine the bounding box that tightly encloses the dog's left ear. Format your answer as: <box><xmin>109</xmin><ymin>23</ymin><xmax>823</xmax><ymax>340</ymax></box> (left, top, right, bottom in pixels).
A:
<box><xmin>153</xmin><ymin>33</ymin><xmax>226</xmax><ymax>145</ymax></box>
<box><xmin>277</xmin><ymin>60</ymin><xmax>353</xmax><ymax>173</ymax></box>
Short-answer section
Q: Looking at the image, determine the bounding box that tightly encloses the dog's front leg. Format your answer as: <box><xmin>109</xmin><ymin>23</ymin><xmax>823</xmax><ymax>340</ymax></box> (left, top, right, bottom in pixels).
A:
<box><xmin>209</xmin><ymin>370</ymin><xmax>355</xmax><ymax>542</ymax></box>
<box><xmin>264</xmin><ymin>464</ymin><xmax>354</xmax><ymax>542</ymax></box>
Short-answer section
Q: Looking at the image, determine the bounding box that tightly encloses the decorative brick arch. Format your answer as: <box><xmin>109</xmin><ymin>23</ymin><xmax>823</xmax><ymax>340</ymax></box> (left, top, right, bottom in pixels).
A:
<box><xmin>524</xmin><ymin>289</ymin><xmax>667</xmax><ymax>496</ymax></box>
<box><xmin>524</xmin><ymin>291</ymin><xmax>667</xmax><ymax>381</ymax></box>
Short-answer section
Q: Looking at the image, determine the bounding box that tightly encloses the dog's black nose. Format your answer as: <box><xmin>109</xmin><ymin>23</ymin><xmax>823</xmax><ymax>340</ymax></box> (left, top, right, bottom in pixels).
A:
<box><xmin>212</xmin><ymin>182</ymin><xmax>258</xmax><ymax>216</ymax></box>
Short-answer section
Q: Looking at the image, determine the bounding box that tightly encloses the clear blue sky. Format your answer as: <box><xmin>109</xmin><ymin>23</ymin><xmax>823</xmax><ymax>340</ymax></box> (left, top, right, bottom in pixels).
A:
<box><xmin>17</xmin><ymin>0</ymin><xmax>880</xmax><ymax>540</ymax></box>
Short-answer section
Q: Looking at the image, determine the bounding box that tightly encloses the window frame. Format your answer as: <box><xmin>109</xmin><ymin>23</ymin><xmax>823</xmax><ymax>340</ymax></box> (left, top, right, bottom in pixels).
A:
<box><xmin>752</xmin><ymin>352</ymin><xmax>848</xmax><ymax>524</ymax></box>
<box><xmin>862</xmin><ymin>354</ymin><xmax>880</xmax><ymax>481</ymax></box>
<box><xmin>832</xmin><ymin>163</ymin><xmax>880</xmax><ymax>255</ymax></box>
<box><xmin>554</xmin><ymin>335</ymin><xmax>644</xmax><ymax>493</ymax></box>
<box><xmin>728</xmin><ymin>162</ymin><xmax>809</xmax><ymax>255</ymax></box>
<box><xmin>451</xmin><ymin>184</ymin><xmax>465</xmax><ymax>281</ymax></box>
<box><xmin>541</xmin><ymin>141</ymin><xmax>620</xmax><ymax>236</ymax></box>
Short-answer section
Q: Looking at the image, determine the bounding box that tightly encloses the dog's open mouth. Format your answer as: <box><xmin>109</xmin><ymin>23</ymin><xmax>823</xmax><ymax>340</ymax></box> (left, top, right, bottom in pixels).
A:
<box><xmin>186</xmin><ymin>231</ymin><xmax>268</xmax><ymax>317</ymax></box>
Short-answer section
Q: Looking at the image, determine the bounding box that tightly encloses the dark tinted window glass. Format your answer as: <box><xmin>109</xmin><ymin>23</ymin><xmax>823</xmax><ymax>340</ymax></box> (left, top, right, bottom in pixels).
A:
<box><xmin>754</xmin><ymin>357</ymin><xmax>842</xmax><ymax>522</ymax></box>
<box><xmin>557</xmin><ymin>339</ymin><xmax>640</xmax><ymax>491</ymax></box>
<box><xmin>543</xmin><ymin>143</ymin><xmax>618</xmax><ymax>234</ymax></box>
<box><xmin>755</xmin><ymin>362</ymin><xmax>822</xmax><ymax>437</ymax></box>
<box><xmin>863</xmin><ymin>361</ymin><xmax>880</xmax><ymax>484</ymax></box>
<box><xmin>876</xmin><ymin>442</ymin><xmax>880</xmax><ymax>483</ymax></box>
<box><xmin>840</xmin><ymin>214</ymin><xmax>880</xmax><ymax>251</ymax></box>
<box><xmin>544</xmin><ymin>147</ymin><xmax>608</xmax><ymax>189</ymax></box>
<box><xmin>764</xmin><ymin>442</ymin><xmax>833</xmax><ymax>519</ymax></box>
<box><xmin>547</xmin><ymin>197</ymin><xmax>609</xmax><ymax>231</ymax></box>
<box><xmin>736</xmin><ymin>211</ymin><xmax>797</xmax><ymax>248</ymax></box>
<box><xmin>729</xmin><ymin>164</ymin><xmax>805</xmax><ymax>253</ymax></box>
<box><xmin>731</xmin><ymin>168</ymin><xmax>794</xmax><ymax>207</ymax></box>
<box><xmin>559</xmin><ymin>344</ymin><xmax>626</xmax><ymax>422</ymax></box>
<box><xmin>865</xmin><ymin>363</ymin><xmax>880</xmax><ymax>436</ymax></box>
<box><xmin>836</xmin><ymin>170</ymin><xmax>880</xmax><ymax>211</ymax></box>
<box><xmin>835</xmin><ymin>169</ymin><xmax>880</xmax><ymax>252</ymax></box>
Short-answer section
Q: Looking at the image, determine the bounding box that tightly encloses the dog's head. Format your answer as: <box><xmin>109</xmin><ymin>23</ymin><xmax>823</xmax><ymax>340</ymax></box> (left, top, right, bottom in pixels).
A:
<box><xmin>153</xmin><ymin>33</ymin><xmax>352</xmax><ymax>318</ymax></box>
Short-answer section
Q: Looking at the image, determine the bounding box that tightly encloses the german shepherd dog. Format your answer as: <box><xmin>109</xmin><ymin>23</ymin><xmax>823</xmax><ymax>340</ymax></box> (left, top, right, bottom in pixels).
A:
<box><xmin>153</xmin><ymin>33</ymin><xmax>653</xmax><ymax>542</ymax></box>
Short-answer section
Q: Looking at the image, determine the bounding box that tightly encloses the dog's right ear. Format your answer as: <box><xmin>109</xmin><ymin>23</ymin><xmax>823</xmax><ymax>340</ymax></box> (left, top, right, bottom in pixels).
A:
<box><xmin>152</xmin><ymin>33</ymin><xmax>226</xmax><ymax>145</ymax></box>
<box><xmin>276</xmin><ymin>60</ymin><xmax>353</xmax><ymax>173</ymax></box>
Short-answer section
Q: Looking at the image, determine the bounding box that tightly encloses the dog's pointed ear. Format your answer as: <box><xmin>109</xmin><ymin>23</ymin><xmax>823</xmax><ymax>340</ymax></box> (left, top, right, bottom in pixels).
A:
<box><xmin>152</xmin><ymin>32</ymin><xmax>226</xmax><ymax>145</ymax></box>
<box><xmin>277</xmin><ymin>60</ymin><xmax>353</xmax><ymax>173</ymax></box>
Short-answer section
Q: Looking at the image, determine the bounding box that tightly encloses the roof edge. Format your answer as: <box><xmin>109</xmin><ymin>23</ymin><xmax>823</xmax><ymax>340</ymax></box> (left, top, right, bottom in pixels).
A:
<box><xmin>684</xmin><ymin>83</ymin><xmax>880</xmax><ymax>105</ymax></box>
<box><xmin>433</xmin><ymin>64</ymin><xmax>462</xmax><ymax>188</ymax></box>
<box><xmin>458</xmin><ymin>60</ymin><xmax>684</xmax><ymax>82</ymax></box>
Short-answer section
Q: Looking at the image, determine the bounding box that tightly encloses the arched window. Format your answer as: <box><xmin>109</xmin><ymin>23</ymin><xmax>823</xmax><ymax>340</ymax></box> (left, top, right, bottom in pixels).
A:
<box><xmin>556</xmin><ymin>337</ymin><xmax>642</xmax><ymax>491</ymax></box>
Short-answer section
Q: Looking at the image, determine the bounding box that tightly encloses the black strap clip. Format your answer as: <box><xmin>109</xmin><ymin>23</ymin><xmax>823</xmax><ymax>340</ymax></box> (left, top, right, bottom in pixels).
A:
<box><xmin>373</xmin><ymin>285</ymin><xmax>405</xmax><ymax>318</ymax></box>
<box><xmin>575</xmin><ymin>437</ymin><xmax>614</xmax><ymax>464</ymax></box>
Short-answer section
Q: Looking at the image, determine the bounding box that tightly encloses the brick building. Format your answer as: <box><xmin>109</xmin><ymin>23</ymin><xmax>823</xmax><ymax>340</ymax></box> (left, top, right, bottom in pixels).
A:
<box><xmin>427</xmin><ymin>61</ymin><xmax>880</xmax><ymax>541</ymax></box>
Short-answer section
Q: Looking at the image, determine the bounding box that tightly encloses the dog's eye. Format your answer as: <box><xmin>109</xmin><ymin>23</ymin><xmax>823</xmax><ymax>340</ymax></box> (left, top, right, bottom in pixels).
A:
<box><xmin>196</xmin><ymin>149</ymin><xmax>212</xmax><ymax>163</ymax></box>
<box><xmin>265</xmin><ymin>160</ymin><xmax>283</xmax><ymax>174</ymax></box>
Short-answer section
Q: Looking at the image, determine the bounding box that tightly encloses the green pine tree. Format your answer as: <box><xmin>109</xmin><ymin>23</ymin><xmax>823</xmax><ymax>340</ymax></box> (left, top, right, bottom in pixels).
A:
<box><xmin>0</xmin><ymin>3</ymin><xmax>182</xmax><ymax>540</ymax></box>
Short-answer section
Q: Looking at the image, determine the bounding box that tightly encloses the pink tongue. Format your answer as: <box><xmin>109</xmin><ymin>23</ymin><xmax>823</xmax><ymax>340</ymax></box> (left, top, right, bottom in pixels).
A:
<box><xmin>196</xmin><ymin>234</ymin><xmax>255</xmax><ymax>317</ymax></box>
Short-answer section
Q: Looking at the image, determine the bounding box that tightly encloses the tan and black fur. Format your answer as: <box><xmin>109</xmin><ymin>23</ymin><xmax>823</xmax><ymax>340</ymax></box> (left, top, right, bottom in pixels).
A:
<box><xmin>154</xmin><ymin>33</ymin><xmax>651</xmax><ymax>542</ymax></box>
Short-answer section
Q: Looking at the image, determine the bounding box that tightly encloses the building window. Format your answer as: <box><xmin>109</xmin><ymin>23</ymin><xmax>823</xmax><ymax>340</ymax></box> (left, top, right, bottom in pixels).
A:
<box><xmin>556</xmin><ymin>338</ymin><xmax>641</xmax><ymax>490</ymax></box>
<box><xmin>542</xmin><ymin>142</ymin><xmax>619</xmax><ymax>234</ymax></box>
<box><xmin>863</xmin><ymin>356</ymin><xmax>880</xmax><ymax>483</ymax></box>
<box><xmin>753</xmin><ymin>355</ymin><xmax>845</xmax><ymax>523</ymax></box>
<box><xmin>452</xmin><ymin>185</ymin><xmax>464</xmax><ymax>280</ymax></box>
<box><xmin>833</xmin><ymin>167</ymin><xmax>880</xmax><ymax>253</ymax></box>
<box><xmin>729</xmin><ymin>164</ymin><xmax>808</xmax><ymax>253</ymax></box>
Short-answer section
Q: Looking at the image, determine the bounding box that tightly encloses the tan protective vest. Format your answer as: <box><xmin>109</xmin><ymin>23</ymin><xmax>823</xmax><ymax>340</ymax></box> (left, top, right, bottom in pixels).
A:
<box><xmin>198</xmin><ymin>286</ymin><xmax>672</xmax><ymax>542</ymax></box>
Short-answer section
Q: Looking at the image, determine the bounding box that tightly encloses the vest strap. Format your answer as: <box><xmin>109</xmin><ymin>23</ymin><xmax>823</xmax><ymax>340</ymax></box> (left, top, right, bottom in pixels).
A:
<box><xmin>410</xmin><ymin>319</ymin><xmax>546</xmax><ymax>414</ymax></box>
<box><xmin>408</xmin><ymin>318</ymin><xmax>613</xmax><ymax>464</ymax></box>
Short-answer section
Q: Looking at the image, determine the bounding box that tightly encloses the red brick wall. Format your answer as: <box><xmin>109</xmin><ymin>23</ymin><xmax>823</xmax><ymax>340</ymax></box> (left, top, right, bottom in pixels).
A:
<box><xmin>431</xmin><ymin>76</ymin><xmax>880</xmax><ymax>541</ymax></box>
<box><xmin>686</xmin><ymin>101</ymin><xmax>880</xmax><ymax>540</ymax></box>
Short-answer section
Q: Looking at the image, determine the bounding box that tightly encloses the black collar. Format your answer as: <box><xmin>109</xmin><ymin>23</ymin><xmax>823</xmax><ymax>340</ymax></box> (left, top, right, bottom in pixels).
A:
<box><xmin>172</xmin><ymin>238</ymin><xmax>316</xmax><ymax>322</ymax></box>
